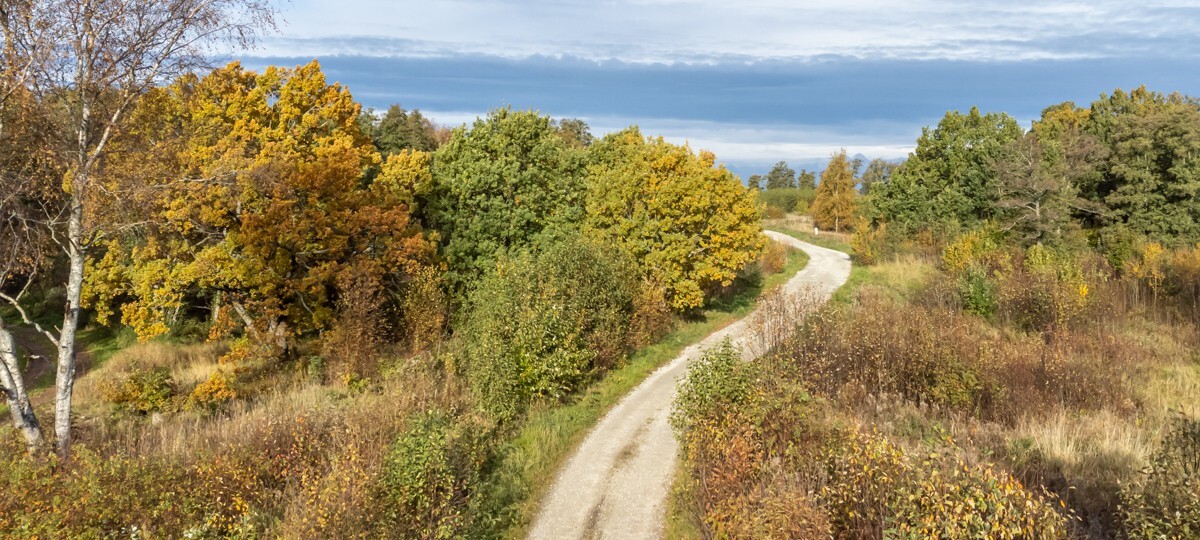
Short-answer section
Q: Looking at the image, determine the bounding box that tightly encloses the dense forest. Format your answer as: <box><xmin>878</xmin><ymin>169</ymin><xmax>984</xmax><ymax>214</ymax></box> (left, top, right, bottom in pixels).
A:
<box><xmin>672</xmin><ymin>89</ymin><xmax>1200</xmax><ymax>539</ymax></box>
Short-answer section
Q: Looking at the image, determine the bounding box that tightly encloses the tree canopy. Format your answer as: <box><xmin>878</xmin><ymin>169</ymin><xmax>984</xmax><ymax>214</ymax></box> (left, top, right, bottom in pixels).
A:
<box><xmin>427</xmin><ymin>108</ymin><xmax>586</xmax><ymax>294</ymax></box>
<box><xmin>873</xmin><ymin>107</ymin><xmax>1023</xmax><ymax>231</ymax></box>
<box><xmin>812</xmin><ymin>150</ymin><xmax>859</xmax><ymax>232</ymax></box>
<box><xmin>584</xmin><ymin>128</ymin><xmax>764</xmax><ymax>311</ymax></box>
<box><xmin>85</xmin><ymin>61</ymin><xmax>437</xmax><ymax>346</ymax></box>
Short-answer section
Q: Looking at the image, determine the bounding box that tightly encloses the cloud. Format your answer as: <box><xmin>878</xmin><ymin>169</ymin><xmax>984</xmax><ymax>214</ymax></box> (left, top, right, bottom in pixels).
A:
<box><xmin>266</xmin><ymin>0</ymin><xmax>1200</xmax><ymax>64</ymax></box>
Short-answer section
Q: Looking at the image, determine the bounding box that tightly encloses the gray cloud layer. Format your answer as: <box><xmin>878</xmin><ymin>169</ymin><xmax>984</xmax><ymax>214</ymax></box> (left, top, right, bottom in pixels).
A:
<box><xmin>269</xmin><ymin>0</ymin><xmax>1200</xmax><ymax>63</ymax></box>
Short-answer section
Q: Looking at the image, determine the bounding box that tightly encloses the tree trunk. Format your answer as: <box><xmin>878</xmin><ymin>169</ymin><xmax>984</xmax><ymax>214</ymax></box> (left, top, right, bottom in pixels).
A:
<box><xmin>53</xmin><ymin>196</ymin><xmax>85</xmax><ymax>459</ymax></box>
<box><xmin>0</xmin><ymin>326</ymin><xmax>42</xmax><ymax>452</ymax></box>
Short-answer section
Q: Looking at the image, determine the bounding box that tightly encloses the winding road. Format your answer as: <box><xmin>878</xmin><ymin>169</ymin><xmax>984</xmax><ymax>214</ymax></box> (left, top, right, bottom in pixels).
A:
<box><xmin>528</xmin><ymin>231</ymin><xmax>851</xmax><ymax>539</ymax></box>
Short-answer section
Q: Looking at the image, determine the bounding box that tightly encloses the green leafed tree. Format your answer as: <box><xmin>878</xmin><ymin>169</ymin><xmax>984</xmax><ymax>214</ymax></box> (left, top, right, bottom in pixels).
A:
<box><xmin>428</xmin><ymin>108</ymin><xmax>586</xmax><ymax>294</ymax></box>
<box><xmin>373</xmin><ymin>104</ymin><xmax>439</xmax><ymax>155</ymax></box>
<box><xmin>1103</xmin><ymin>101</ymin><xmax>1200</xmax><ymax>245</ymax></box>
<box><xmin>765</xmin><ymin>160</ymin><xmax>797</xmax><ymax>189</ymax></box>
<box><xmin>859</xmin><ymin>158</ymin><xmax>897</xmax><ymax>195</ymax></box>
<box><xmin>991</xmin><ymin>129</ymin><xmax>1107</xmax><ymax>246</ymax></box>
<box><xmin>798</xmin><ymin>169</ymin><xmax>817</xmax><ymax>190</ymax></box>
<box><xmin>873</xmin><ymin>107</ymin><xmax>1023</xmax><ymax>231</ymax></box>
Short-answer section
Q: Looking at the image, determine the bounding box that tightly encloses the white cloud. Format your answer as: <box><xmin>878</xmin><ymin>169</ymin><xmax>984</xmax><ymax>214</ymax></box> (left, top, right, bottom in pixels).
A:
<box><xmin>417</xmin><ymin>109</ymin><xmax>918</xmax><ymax>162</ymax></box>
<box><xmin>265</xmin><ymin>0</ymin><xmax>1200</xmax><ymax>63</ymax></box>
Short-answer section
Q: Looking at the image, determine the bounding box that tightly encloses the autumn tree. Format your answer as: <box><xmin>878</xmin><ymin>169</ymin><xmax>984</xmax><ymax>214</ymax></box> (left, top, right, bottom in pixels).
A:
<box><xmin>0</xmin><ymin>72</ymin><xmax>59</xmax><ymax>451</ymax></box>
<box><xmin>0</xmin><ymin>0</ymin><xmax>275</xmax><ymax>457</ymax></box>
<box><xmin>873</xmin><ymin>107</ymin><xmax>1022</xmax><ymax>232</ymax></box>
<box><xmin>585</xmin><ymin>127</ymin><xmax>764</xmax><ymax>311</ymax></box>
<box><xmin>811</xmin><ymin>150</ymin><xmax>859</xmax><ymax>232</ymax></box>
<box><xmin>427</xmin><ymin>108</ymin><xmax>586</xmax><ymax>294</ymax></box>
<box><xmin>85</xmin><ymin>62</ymin><xmax>437</xmax><ymax>356</ymax></box>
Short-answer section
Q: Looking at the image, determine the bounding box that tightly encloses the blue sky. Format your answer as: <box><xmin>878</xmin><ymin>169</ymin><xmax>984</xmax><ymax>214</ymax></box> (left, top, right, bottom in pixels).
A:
<box><xmin>246</xmin><ymin>0</ymin><xmax>1200</xmax><ymax>177</ymax></box>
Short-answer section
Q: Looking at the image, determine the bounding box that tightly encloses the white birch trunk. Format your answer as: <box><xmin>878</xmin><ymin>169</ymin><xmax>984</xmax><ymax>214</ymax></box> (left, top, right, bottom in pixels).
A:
<box><xmin>0</xmin><ymin>326</ymin><xmax>43</xmax><ymax>451</ymax></box>
<box><xmin>53</xmin><ymin>194</ymin><xmax>85</xmax><ymax>458</ymax></box>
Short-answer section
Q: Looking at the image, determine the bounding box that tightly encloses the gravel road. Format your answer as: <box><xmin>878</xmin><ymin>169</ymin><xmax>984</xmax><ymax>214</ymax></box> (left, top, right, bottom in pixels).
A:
<box><xmin>528</xmin><ymin>231</ymin><xmax>851</xmax><ymax>539</ymax></box>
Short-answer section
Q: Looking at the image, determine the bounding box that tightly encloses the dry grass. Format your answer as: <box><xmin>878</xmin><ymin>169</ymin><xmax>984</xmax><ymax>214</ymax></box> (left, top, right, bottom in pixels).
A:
<box><xmin>74</xmin><ymin>341</ymin><xmax>228</xmax><ymax>412</ymax></box>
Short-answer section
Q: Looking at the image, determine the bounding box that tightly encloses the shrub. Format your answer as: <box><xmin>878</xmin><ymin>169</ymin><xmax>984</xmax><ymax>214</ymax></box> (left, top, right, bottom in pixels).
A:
<box><xmin>818</xmin><ymin>430</ymin><xmax>1068</xmax><ymax>539</ymax></box>
<box><xmin>461</xmin><ymin>234</ymin><xmax>636</xmax><ymax>421</ymax></box>
<box><xmin>402</xmin><ymin>264</ymin><xmax>449</xmax><ymax>353</ymax></box>
<box><xmin>850</xmin><ymin>220</ymin><xmax>891</xmax><ymax>265</ymax></box>
<box><xmin>98</xmin><ymin>366</ymin><xmax>176</xmax><ymax>414</ymax></box>
<box><xmin>323</xmin><ymin>266</ymin><xmax>389</xmax><ymax>383</ymax></box>
<box><xmin>671</xmin><ymin>341</ymin><xmax>756</xmax><ymax>434</ymax></box>
<box><xmin>188</xmin><ymin>370</ymin><xmax>238</xmax><ymax>409</ymax></box>
<box><xmin>1170</xmin><ymin>244</ymin><xmax>1200</xmax><ymax>322</ymax></box>
<box><xmin>627</xmin><ymin>277</ymin><xmax>674</xmax><ymax>349</ymax></box>
<box><xmin>758</xmin><ymin>239</ymin><xmax>789</xmax><ymax>275</ymax></box>
<box><xmin>942</xmin><ymin>227</ymin><xmax>1002</xmax><ymax>276</ymax></box>
<box><xmin>759</xmin><ymin>188</ymin><xmax>803</xmax><ymax>216</ymax></box>
<box><xmin>1119</xmin><ymin>413</ymin><xmax>1200</xmax><ymax>538</ymax></box>
<box><xmin>378</xmin><ymin>412</ymin><xmax>491</xmax><ymax>539</ymax></box>
<box><xmin>959</xmin><ymin>266</ymin><xmax>998</xmax><ymax>318</ymax></box>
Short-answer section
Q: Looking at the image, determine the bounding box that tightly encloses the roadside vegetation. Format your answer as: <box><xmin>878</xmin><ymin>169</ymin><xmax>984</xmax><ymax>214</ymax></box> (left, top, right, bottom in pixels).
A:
<box><xmin>674</xmin><ymin>89</ymin><xmax>1200</xmax><ymax>539</ymax></box>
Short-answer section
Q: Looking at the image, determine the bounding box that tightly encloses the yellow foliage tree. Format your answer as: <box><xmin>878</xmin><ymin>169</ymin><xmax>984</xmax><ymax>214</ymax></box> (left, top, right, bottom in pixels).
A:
<box><xmin>811</xmin><ymin>150</ymin><xmax>859</xmax><ymax>233</ymax></box>
<box><xmin>584</xmin><ymin>128</ymin><xmax>764</xmax><ymax>311</ymax></box>
<box><xmin>84</xmin><ymin>61</ymin><xmax>437</xmax><ymax>347</ymax></box>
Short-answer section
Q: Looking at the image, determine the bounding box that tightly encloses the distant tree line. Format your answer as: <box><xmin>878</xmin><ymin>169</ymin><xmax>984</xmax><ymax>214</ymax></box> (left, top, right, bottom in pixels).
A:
<box><xmin>869</xmin><ymin>87</ymin><xmax>1200</xmax><ymax>254</ymax></box>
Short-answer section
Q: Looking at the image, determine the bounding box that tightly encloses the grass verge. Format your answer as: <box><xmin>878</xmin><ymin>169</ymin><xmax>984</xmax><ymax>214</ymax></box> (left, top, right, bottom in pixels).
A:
<box><xmin>470</xmin><ymin>246</ymin><xmax>809</xmax><ymax>538</ymax></box>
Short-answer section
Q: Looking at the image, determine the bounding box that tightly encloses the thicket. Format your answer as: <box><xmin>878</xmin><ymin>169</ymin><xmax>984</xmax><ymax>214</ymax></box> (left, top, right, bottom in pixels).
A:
<box><xmin>459</xmin><ymin>234</ymin><xmax>637</xmax><ymax>421</ymax></box>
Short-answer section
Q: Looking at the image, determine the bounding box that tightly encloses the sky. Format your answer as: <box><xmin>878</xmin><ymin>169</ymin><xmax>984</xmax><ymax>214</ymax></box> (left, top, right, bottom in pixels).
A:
<box><xmin>244</xmin><ymin>0</ymin><xmax>1200</xmax><ymax>177</ymax></box>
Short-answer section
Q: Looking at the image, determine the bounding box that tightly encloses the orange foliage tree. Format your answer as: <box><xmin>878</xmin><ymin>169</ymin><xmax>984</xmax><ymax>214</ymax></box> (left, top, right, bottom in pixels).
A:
<box><xmin>85</xmin><ymin>61</ymin><xmax>437</xmax><ymax>350</ymax></box>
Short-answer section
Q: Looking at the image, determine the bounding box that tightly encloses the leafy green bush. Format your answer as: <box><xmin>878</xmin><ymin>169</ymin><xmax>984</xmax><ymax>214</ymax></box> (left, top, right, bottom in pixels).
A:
<box><xmin>1119</xmin><ymin>413</ymin><xmax>1200</xmax><ymax>538</ymax></box>
<box><xmin>670</xmin><ymin>341</ymin><xmax>755</xmax><ymax>435</ymax></box>
<box><xmin>98</xmin><ymin>366</ymin><xmax>176</xmax><ymax>414</ymax></box>
<box><xmin>959</xmin><ymin>266</ymin><xmax>998</xmax><ymax>317</ymax></box>
<box><xmin>461</xmin><ymin>234</ymin><xmax>636</xmax><ymax>421</ymax></box>
<box><xmin>759</xmin><ymin>187</ymin><xmax>814</xmax><ymax>216</ymax></box>
<box><xmin>379</xmin><ymin>412</ymin><xmax>492</xmax><ymax>539</ymax></box>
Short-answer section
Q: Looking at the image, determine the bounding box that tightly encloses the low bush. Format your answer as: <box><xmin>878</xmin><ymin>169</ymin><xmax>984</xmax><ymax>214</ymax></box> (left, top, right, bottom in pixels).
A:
<box><xmin>818</xmin><ymin>430</ymin><xmax>1068</xmax><ymax>539</ymax></box>
<box><xmin>758</xmin><ymin>239</ymin><xmax>789</xmax><ymax>276</ymax></box>
<box><xmin>1119</xmin><ymin>413</ymin><xmax>1200</xmax><ymax>538</ymax></box>
<box><xmin>759</xmin><ymin>188</ymin><xmax>805</xmax><ymax>217</ymax></box>
<box><xmin>379</xmin><ymin>411</ymin><xmax>492</xmax><ymax>539</ymax></box>
<box><xmin>850</xmin><ymin>220</ymin><xmax>892</xmax><ymax>265</ymax></box>
<box><xmin>461</xmin><ymin>234</ymin><xmax>636</xmax><ymax>421</ymax></box>
<box><xmin>672</xmin><ymin>342</ymin><xmax>1069</xmax><ymax>539</ymax></box>
<box><xmin>627</xmin><ymin>277</ymin><xmax>674</xmax><ymax>349</ymax></box>
<box><xmin>98</xmin><ymin>366</ymin><xmax>176</xmax><ymax>414</ymax></box>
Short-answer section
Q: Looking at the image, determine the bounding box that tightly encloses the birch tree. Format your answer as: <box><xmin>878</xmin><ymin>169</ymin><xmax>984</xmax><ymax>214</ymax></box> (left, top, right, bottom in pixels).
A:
<box><xmin>0</xmin><ymin>0</ymin><xmax>275</xmax><ymax>458</ymax></box>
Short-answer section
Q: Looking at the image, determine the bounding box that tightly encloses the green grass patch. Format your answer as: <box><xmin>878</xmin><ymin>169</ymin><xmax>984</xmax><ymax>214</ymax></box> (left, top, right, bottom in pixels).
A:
<box><xmin>765</xmin><ymin>225</ymin><xmax>852</xmax><ymax>253</ymax></box>
<box><xmin>469</xmin><ymin>247</ymin><xmax>809</xmax><ymax>538</ymax></box>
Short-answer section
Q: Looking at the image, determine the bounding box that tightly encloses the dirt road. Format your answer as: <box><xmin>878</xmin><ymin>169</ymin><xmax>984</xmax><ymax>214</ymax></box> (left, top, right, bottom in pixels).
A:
<box><xmin>528</xmin><ymin>231</ymin><xmax>851</xmax><ymax>539</ymax></box>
